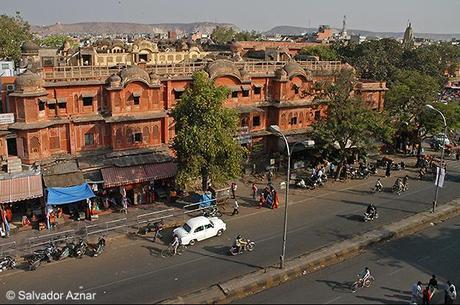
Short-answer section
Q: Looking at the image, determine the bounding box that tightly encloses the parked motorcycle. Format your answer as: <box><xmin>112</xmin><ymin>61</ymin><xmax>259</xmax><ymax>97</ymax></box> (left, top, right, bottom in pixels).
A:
<box><xmin>229</xmin><ymin>239</ymin><xmax>256</xmax><ymax>256</ymax></box>
<box><xmin>137</xmin><ymin>221</ymin><xmax>164</xmax><ymax>242</ymax></box>
<box><xmin>74</xmin><ymin>239</ymin><xmax>88</xmax><ymax>259</ymax></box>
<box><xmin>87</xmin><ymin>237</ymin><xmax>106</xmax><ymax>257</ymax></box>
<box><xmin>27</xmin><ymin>243</ymin><xmax>59</xmax><ymax>271</ymax></box>
<box><xmin>55</xmin><ymin>241</ymin><xmax>75</xmax><ymax>261</ymax></box>
<box><xmin>203</xmin><ymin>206</ymin><xmax>222</xmax><ymax>218</ymax></box>
<box><xmin>363</xmin><ymin>211</ymin><xmax>379</xmax><ymax>222</ymax></box>
<box><xmin>0</xmin><ymin>256</ymin><xmax>16</xmax><ymax>272</ymax></box>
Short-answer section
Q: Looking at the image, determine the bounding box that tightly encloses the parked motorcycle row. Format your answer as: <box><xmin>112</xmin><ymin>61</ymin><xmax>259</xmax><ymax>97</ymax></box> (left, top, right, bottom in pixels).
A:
<box><xmin>0</xmin><ymin>236</ymin><xmax>106</xmax><ymax>273</ymax></box>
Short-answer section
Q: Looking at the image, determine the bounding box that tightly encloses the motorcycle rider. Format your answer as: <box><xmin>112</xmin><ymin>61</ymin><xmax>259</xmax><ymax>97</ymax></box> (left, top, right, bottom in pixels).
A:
<box><xmin>366</xmin><ymin>203</ymin><xmax>377</xmax><ymax>219</ymax></box>
<box><xmin>234</xmin><ymin>234</ymin><xmax>248</xmax><ymax>254</ymax></box>
<box><xmin>374</xmin><ymin>178</ymin><xmax>383</xmax><ymax>192</ymax></box>
<box><xmin>358</xmin><ymin>267</ymin><xmax>371</xmax><ymax>283</ymax></box>
<box><xmin>394</xmin><ymin>178</ymin><xmax>403</xmax><ymax>194</ymax></box>
<box><xmin>402</xmin><ymin>175</ymin><xmax>409</xmax><ymax>191</ymax></box>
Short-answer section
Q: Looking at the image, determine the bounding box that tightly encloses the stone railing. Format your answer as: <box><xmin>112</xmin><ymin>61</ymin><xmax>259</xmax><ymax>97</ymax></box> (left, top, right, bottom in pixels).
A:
<box><xmin>42</xmin><ymin>60</ymin><xmax>343</xmax><ymax>83</ymax></box>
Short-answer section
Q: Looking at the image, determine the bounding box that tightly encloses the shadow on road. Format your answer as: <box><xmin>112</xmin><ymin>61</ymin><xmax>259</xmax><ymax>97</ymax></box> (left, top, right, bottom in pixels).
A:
<box><xmin>189</xmin><ymin>246</ymin><xmax>265</xmax><ymax>270</ymax></box>
<box><xmin>142</xmin><ymin>245</ymin><xmax>164</xmax><ymax>257</ymax></box>
<box><xmin>316</xmin><ymin>279</ymin><xmax>354</xmax><ymax>293</ymax></box>
<box><xmin>356</xmin><ymin>293</ymin><xmax>410</xmax><ymax>304</ymax></box>
<box><xmin>336</xmin><ymin>214</ymin><xmax>363</xmax><ymax>222</ymax></box>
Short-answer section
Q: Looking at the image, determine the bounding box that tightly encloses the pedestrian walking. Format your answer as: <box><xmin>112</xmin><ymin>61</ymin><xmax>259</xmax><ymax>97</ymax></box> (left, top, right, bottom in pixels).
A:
<box><xmin>252</xmin><ymin>183</ymin><xmax>258</xmax><ymax>199</ymax></box>
<box><xmin>411</xmin><ymin>281</ymin><xmax>423</xmax><ymax>305</ymax></box>
<box><xmin>386</xmin><ymin>161</ymin><xmax>392</xmax><ymax>177</ymax></box>
<box><xmin>232</xmin><ymin>199</ymin><xmax>239</xmax><ymax>215</ymax></box>
<box><xmin>444</xmin><ymin>281</ymin><xmax>457</xmax><ymax>305</ymax></box>
<box><xmin>429</xmin><ymin>275</ymin><xmax>438</xmax><ymax>292</ymax></box>
<box><xmin>267</xmin><ymin>170</ymin><xmax>273</xmax><ymax>185</ymax></box>
<box><xmin>231</xmin><ymin>182</ymin><xmax>237</xmax><ymax>199</ymax></box>
<box><xmin>422</xmin><ymin>286</ymin><xmax>432</xmax><ymax>305</ymax></box>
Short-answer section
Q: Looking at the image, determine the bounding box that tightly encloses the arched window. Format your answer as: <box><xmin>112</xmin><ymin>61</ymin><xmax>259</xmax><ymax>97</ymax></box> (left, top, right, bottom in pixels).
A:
<box><xmin>143</xmin><ymin>127</ymin><xmax>150</xmax><ymax>143</ymax></box>
<box><xmin>280</xmin><ymin>114</ymin><xmax>287</xmax><ymax>129</ymax></box>
<box><xmin>115</xmin><ymin>128</ymin><xmax>123</xmax><ymax>145</ymax></box>
<box><xmin>153</xmin><ymin>125</ymin><xmax>160</xmax><ymax>144</ymax></box>
<box><xmin>30</xmin><ymin>136</ymin><xmax>40</xmax><ymax>154</ymax></box>
<box><xmin>241</xmin><ymin>116</ymin><xmax>248</xmax><ymax>127</ymax></box>
<box><xmin>299</xmin><ymin>112</ymin><xmax>304</xmax><ymax>127</ymax></box>
<box><xmin>126</xmin><ymin>128</ymin><xmax>133</xmax><ymax>144</ymax></box>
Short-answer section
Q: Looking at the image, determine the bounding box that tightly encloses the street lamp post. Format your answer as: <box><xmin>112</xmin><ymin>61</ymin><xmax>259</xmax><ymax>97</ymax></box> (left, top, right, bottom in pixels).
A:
<box><xmin>425</xmin><ymin>104</ymin><xmax>447</xmax><ymax>212</ymax></box>
<box><xmin>268</xmin><ymin>125</ymin><xmax>314</xmax><ymax>269</ymax></box>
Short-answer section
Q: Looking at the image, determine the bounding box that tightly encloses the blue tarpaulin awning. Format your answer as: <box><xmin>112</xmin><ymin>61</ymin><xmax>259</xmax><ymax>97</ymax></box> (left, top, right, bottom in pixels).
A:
<box><xmin>198</xmin><ymin>193</ymin><xmax>214</xmax><ymax>208</ymax></box>
<box><xmin>47</xmin><ymin>182</ymin><xmax>95</xmax><ymax>205</ymax></box>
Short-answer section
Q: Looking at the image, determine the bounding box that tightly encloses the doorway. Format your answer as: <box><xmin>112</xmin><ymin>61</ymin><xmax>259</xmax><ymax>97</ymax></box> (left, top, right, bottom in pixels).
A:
<box><xmin>7</xmin><ymin>138</ymin><xmax>17</xmax><ymax>156</ymax></box>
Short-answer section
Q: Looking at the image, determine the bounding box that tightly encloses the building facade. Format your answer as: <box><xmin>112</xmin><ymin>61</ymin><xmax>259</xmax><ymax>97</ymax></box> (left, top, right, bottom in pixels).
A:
<box><xmin>3</xmin><ymin>59</ymin><xmax>387</xmax><ymax>167</ymax></box>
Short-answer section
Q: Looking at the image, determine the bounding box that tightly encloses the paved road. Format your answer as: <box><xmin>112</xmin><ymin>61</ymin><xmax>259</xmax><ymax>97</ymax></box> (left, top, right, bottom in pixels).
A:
<box><xmin>237</xmin><ymin>215</ymin><xmax>460</xmax><ymax>304</ymax></box>
<box><xmin>1</xmin><ymin>159</ymin><xmax>460</xmax><ymax>304</ymax></box>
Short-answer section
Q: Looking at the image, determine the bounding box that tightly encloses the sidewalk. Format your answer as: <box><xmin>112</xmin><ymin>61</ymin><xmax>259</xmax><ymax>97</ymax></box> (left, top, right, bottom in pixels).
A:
<box><xmin>0</xmin><ymin>202</ymin><xmax>181</xmax><ymax>254</ymax></box>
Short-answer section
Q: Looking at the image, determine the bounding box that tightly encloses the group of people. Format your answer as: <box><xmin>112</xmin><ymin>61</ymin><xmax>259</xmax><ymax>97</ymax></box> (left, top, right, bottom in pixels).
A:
<box><xmin>411</xmin><ymin>276</ymin><xmax>456</xmax><ymax>305</ymax></box>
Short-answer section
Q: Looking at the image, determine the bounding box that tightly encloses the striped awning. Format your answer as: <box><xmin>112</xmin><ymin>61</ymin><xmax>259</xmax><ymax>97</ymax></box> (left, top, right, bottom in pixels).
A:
<box><xmin>144</xmin><ymin>162</ymin><xmax>177</xmax><ymax>180</ymax></box>
<box><xmin>0</xmin><ymin>174</ymin><xmax>43</xmax><ymax>204</ymax></box>
<box><xmin>101</xmin><ymin>166</ymin><xmax>149</xmax><ymax>188</ymax></box>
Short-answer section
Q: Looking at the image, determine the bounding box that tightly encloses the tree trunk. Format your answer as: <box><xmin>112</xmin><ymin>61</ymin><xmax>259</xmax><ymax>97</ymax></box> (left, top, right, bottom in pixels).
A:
<box><xmin>201</xmin><ymin>168</ymin><xmax>209</xmax><ymax>192</ymax></box>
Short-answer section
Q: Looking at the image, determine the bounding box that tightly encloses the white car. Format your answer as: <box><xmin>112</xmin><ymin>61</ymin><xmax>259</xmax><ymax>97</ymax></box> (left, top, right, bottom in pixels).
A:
<box><xmin>173</xmin><ymin>216</ymin><xmax>226</xmax><ymax>246</ymax></box>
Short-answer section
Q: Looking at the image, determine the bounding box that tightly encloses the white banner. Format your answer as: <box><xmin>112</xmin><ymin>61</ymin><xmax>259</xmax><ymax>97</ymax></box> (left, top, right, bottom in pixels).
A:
<box><xmin>435</xmin><ymin>167</ymin><xmax>446</xmax><ymax>188</ymax></box>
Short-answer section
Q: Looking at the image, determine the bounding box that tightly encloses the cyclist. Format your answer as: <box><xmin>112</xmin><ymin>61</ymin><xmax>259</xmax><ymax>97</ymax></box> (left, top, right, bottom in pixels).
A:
<box><xmin>171</xmin><ymin>235</ymin><xmax>181</xmax><ymax>255</ymax></box>
<box><xmin>358</xmin><ymin>267</ymin><xmax>371</xmax><ymax>283</ymax></box>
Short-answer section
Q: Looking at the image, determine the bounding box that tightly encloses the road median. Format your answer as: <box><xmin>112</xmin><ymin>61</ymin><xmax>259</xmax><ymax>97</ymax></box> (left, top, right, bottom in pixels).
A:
<box><xmin>159</xmin><ymin>198</ymin><xmax>460</xmax><ymax>304</ymax></box>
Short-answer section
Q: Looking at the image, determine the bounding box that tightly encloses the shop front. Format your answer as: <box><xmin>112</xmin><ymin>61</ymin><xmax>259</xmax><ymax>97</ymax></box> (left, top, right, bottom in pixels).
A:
<box><xmin>100</xmin><ymin>161</ymin><xmax>178</xmax><ymax>208</ymax></box>
<box><xmin>0</xmin><ymin>170</ymin><xmax>44</xmax><ymax>235</ymax></box>
<box><xmin>42</xmin><ymin>162</ymin><xmax>95</xmax><ymax>227</ymax></box>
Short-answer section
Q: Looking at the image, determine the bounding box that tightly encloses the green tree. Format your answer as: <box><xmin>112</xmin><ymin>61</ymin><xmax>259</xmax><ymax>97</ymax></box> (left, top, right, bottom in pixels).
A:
<box><xmin>298</xmin><ymin>45</ymin><xmax>338</xmax><ymax>61</ymax></box>
<box><xmin>334</xmin><ymin>39</ymin><xmax>404</xmax><ymax>84</ymax></box>
<box><xmin>210</xmin><ymin>26</ymin><xmax>236</xmax><ymax>44</ymax></box>
<box><xmin>172</xmin><ymin>71</ymin><xmax>247</xmax><ymax>191</ymax></box>
<box><xmin>39</xmin><ymin>34</ymin><xmax>78</xmax><ymax>49</ymax></box>
<box><xmin>385</xmin><ymin>70</ymin><xmax>440</xmax><ymax>152</ymax></box>
<box><xmin>402</xmin><ymin>43</ymin><xmax>460</xmax><ymax>86</ymax></box>
<box><xmin>234</xmin><ymin>30</ymin><xmax>261</xmax><ymax>41</ymax></box>
<box><xmin>313</xmin><ymin>69</ymin><xmax>393</xmax><ymax>178</ymax></box>
<box><xmin>0</xmin><ymin>12</ymin><xmax>32</xmax><ymax>65</ymax></box>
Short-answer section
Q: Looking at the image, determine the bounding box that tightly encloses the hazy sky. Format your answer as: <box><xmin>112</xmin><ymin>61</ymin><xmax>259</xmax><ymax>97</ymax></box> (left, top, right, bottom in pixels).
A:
<box><xmin>2</xmin><ymin>0</ymin><xmax>459</xmax><ymax>33</ymax></box>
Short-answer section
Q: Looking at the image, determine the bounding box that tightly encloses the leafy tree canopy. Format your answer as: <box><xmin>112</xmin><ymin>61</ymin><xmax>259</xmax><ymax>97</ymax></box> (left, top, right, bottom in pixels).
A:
<box><xmin>211</xmin><ymin>26</ymin><xmax>261</xmax><ymax>44</ymax></box>
<box><xmin>0</xmin><ymin>12</ymin><xmax>32</xmax><ymax>65</ymax></box>
<box><xmin>385</xmin><ymin>69</ymin><xmax>440</xmax><ymax>129</ymax></box>
<box><xmin>299</xmin><ymin>45</ymin><xmax>338</xmax><ymax>61</ymax></box>
<box><xmin>39</xmin><ymin>34</ymin><xmax>78</xmax><ymax>49</ymax></box>
<box><xmin>313</xmin><ymin>69</ymin><xmax>394</xmax><ymax>171</ymax></box>
<box><xmin>211</xmin><ymin>26</ymin><xmax>237</xmax><ymax>44</ymax></box>
<box><xmin>333</xmin><ymin>38</ymin><xmax>403</xmax><ymax>84</ymax></box>
<box><xmin>172</xmin><ymin>71</ymin><xmax>247</xmax><ymax>191</ymax></box>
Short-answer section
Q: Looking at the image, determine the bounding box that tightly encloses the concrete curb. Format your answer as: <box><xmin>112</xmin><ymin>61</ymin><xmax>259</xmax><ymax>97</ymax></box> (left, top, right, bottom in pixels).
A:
<box><xmin>159</xmin><ymin>198</ymin><xmax>460</xmax><ymax>304</ymax></box>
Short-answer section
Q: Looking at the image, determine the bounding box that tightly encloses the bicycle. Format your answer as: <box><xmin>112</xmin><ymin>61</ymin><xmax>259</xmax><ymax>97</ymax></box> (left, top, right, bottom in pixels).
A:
<box><xmin>351</xmin><ymin>275</ymin><xmax>375</xmax><ymax>292</ymax></box>
<box><xmin>161</xmin><ymin>244</ymin><xmax>186</xmax><ymax>258</ymax></box>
